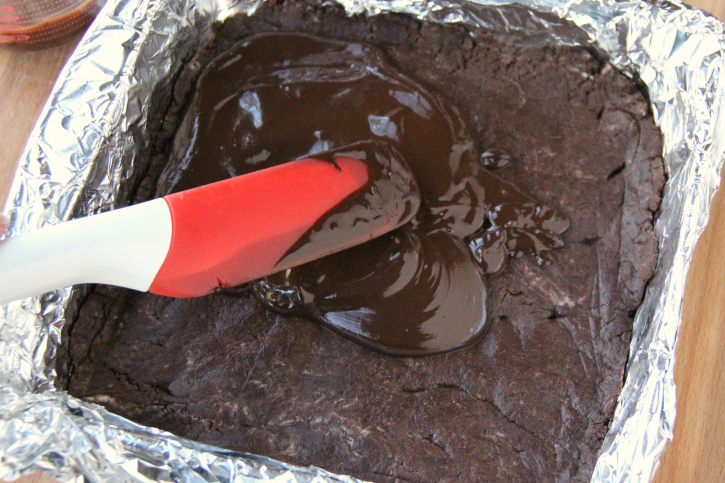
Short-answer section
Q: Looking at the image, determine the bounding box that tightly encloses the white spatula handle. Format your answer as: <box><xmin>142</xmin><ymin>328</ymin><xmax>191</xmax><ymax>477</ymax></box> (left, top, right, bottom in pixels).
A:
<box><xmin>0</xmin><ymin>199</ymin><xmax>173</xmax><ymax>306</ymax></box>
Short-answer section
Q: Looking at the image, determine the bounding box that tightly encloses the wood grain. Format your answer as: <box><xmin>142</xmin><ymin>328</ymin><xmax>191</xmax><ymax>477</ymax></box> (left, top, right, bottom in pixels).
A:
<box><xmin>694</xmin><ymin>0</ymin><xmax>725</xmax><ymax>20</ymax></box>
<box><xmin>0</xmin><ymin>1</ymin><xmax>724</xmax><ymax>482</ymax></box>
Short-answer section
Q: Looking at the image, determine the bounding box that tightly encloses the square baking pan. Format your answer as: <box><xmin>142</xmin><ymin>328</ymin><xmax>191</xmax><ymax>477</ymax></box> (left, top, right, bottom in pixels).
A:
<box><xmin>1</xmin><ymin>0</ymin><xmax>724</xmax><ymax>482</ymax></box>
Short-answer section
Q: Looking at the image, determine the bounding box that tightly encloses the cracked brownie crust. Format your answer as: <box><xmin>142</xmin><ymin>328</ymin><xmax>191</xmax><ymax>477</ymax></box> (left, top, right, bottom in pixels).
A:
<box><xmin>64</xmin><ymin>2</ymin><xmax>665</xmax><ymax>482</ymax></box>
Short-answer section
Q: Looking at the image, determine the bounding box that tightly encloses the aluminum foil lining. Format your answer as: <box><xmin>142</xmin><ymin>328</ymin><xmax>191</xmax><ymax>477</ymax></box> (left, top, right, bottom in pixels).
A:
<box><xmin>1</xmin><ymin>0</ymin><xmax>723</xmax><ymax>481</ymax></box>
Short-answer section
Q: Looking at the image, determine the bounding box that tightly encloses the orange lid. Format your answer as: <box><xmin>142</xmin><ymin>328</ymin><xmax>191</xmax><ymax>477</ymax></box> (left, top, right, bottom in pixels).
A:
<box><xmin>0</xmin><ymin>0</ymin><xmax>103</xmax><ymax>49</ymax></box>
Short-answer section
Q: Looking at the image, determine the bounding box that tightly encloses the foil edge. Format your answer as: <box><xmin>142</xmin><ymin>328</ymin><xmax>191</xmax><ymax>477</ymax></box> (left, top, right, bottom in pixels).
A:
<box><xmin>0</xmin><ymin>0</ymin><xmax>723</xmax><ymax>482</ymax></box>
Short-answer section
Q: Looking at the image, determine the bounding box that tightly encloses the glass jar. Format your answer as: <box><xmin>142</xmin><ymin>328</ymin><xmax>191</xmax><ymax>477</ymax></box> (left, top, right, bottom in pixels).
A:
<box><xmin>0</xmin><ymin>0</ymin><xmax>104</xmax><ymax>49</ymax></box>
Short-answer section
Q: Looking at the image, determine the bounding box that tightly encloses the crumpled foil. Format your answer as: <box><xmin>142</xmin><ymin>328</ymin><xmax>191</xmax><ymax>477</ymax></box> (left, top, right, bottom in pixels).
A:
<box><xmin>0</xmin><ymin>0</ymin><xmax>723</xmax><ymax>481</ymax></box>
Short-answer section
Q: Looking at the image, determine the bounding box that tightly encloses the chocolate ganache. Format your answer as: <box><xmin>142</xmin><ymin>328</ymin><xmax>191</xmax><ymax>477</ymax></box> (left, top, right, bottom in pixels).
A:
<box><xmin>161</xmin><ymin>32</ymin><xmax>570</xmax><ymax>356</ymax></box>
<box><xmin>273</xmin><ymin>141</ymin><xmax>421</xmax><ymax>272</ymax></box>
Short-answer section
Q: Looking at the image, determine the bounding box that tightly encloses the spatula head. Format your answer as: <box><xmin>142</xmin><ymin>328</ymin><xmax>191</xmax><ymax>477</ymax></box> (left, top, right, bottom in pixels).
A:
<box><xmin>149</xmin><ymin>141</ymin><xmax>420</xmax><ymax>298</ymax></box>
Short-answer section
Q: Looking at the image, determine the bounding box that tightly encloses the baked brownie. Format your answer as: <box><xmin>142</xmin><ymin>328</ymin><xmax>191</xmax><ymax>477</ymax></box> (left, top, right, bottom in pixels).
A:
<box><xmin>64</xmin><ymin>2</ymin><xmax>665</xmax><ymax>482</ymax></box>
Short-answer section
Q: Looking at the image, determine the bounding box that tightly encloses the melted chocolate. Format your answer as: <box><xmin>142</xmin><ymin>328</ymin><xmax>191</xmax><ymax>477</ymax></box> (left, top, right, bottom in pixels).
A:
<box><xmin>162</xmin><ymin>32</ymin><xmax>569</xmax><ymax>355</ymax></box>
<box><xmin>275</xmin><ymin>141</ymin><xmax>421</xmax><ymax>272</ymax></box>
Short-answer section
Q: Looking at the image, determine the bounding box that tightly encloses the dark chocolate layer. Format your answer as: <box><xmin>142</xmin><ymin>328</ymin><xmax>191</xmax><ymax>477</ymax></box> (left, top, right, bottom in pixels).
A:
<box><xmin>162</xmin><ymin>32</ymin><xmax>567</xmax><ymax>355</ymax></box>
<box><xmin>65</xmin><ymin>2</ymin><xmax>665</xmax><ymax>482</ymax></box>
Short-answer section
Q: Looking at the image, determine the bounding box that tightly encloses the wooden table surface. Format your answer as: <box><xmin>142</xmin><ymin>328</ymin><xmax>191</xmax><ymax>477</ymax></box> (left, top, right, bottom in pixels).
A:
<box><xmin>1</xmin><ymin>1</ymin><xmax>724</xmax><ymax>482</ymax></box>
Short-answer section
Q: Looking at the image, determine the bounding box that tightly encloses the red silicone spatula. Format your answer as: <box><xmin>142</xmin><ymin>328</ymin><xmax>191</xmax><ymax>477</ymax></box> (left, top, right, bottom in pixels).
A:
<box><xmin>0</xmin><ymin>141</ymin><xmax>419</xmax><ymax>305</ymax></box>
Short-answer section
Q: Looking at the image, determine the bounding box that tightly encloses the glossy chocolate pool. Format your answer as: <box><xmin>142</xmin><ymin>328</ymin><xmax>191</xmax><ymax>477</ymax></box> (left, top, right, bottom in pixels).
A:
<box><xmin>161</xmin><ymin>32</ymin><xmax>569</xmax><ymax>355</ymax></box>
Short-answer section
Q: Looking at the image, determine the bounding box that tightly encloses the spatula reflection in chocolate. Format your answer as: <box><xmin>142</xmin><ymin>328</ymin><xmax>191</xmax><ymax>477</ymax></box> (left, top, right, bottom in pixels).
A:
<box><xmin>256</xmin><ymin>230</ymin><xmax>487</xmax><ymax>356</ymax></box>
<box><xmin>275</xmin><ymin>141</ymin><xmax>420</xmax><ymax>271</ymax></box>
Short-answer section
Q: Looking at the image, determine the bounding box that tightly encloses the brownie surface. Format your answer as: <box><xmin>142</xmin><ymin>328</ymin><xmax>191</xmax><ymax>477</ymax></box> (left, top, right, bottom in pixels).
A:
<box><xmin>64</xmin><ymin>3</ymin><xmax>665</xmax><ymax>482</ymax></box>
